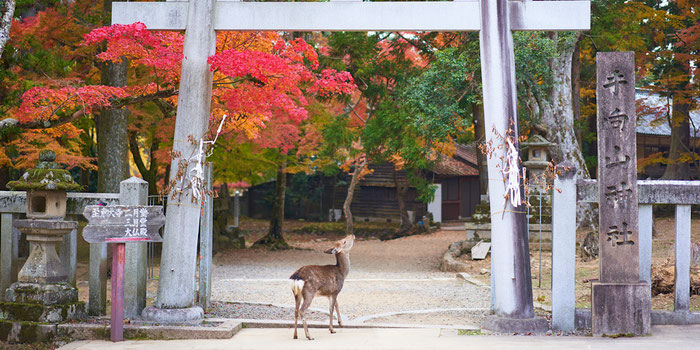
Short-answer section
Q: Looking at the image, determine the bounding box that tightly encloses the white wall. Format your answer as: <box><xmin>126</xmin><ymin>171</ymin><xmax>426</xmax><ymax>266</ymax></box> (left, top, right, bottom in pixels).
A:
<box><xmin>427</xmin><ymin>183</ymin><xmax>442</xmax><ymax>223</ymax></box>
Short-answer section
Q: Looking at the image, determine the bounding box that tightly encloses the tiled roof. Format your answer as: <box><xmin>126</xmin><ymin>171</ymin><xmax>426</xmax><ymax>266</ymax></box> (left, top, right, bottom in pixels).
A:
<box><xmin>433</xmin><ymin>153</ymin><xmax>479</xmax><ymax>176</ymax></box>
<box><xmin>454</xmin><ymin>143</ymin><xmax>479</xmax><ymax>166</ymax></box>
<box><xmin>636</xmin><ymin>91</ymin><xmax>700</xmax><ymax>136</ymax></box>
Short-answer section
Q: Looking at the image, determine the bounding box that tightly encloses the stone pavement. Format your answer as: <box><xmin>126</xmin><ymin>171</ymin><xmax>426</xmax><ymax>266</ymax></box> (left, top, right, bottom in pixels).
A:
<box><xmin>60</xmin><ymin>325</ymin><xmax>700</xmax><ymax>350</ymax></box>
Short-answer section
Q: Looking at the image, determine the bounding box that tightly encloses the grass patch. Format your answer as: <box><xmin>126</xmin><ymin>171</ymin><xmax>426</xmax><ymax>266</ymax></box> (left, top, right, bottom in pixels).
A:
<box><xmin>291</xmin><ymin>221</ymin><xmax>399</xmax><ymax>237</ymax></box>
<box><xmin>602</xmin><ymin>333</ymin><xmax>636</xmax><ymax>338</ymax></box>
<box><xmin>457</xmin><ymin>329</ymin><xmax>484</xmax><ymax>336</ymax></box>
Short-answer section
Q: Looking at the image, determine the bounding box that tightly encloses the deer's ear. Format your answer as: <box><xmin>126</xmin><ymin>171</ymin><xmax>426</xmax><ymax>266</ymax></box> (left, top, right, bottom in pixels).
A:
<box><xmin>324</xmin><ymin>248</ymin><xmax>336</xmax><ymax>254</ymax></box>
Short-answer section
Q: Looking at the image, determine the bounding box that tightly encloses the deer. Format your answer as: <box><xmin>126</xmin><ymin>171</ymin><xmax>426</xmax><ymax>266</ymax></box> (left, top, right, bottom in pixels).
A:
<box><xmin>290</xmin><ymin>234</ymin><xmax>355</xmax><ymax>340</ymax></box>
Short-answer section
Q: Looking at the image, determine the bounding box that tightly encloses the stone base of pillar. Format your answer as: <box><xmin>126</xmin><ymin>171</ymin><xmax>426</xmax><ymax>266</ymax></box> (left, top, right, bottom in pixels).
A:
<box><xmin>5</xmin><ymin>282</ymin><xmax>77</xmax><ymax>306</ymax></box>
<box><xmin>482</xmin><ymin>315</ymin><xmax>549</xmax><ymax>334</ymax></box>
<box><xmin>1</xmin><ymin>282</ymin><xmax>85</xmax><ymax>323</ymax></box>
<box><xmin>142</xmin><ymin>305</ymin><xmax>203</xmax><ymax>324</ymax></box>
<box><xmin>591</xmin><ymin>281</ymin><xmax>650</xmax><ymax>336</ymax></box>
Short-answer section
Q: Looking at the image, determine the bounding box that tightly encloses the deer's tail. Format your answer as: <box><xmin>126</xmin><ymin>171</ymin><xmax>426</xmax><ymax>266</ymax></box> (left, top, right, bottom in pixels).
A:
<box><xmin>290</xmin><ymin>278</ymin><xmax>305</xmax><ymax>296</ymax></box>
<box><xmin>290</xmin><ymin>270</ymin><xmax>305</xmax><ymax>296</ymax></box>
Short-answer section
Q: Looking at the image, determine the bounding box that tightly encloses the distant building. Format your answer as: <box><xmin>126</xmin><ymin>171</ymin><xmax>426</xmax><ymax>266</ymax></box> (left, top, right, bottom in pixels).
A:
<box><xmin>244</xmin><ymin>143</ymin><xmax>481</xmax><ymax>223</ymax></box>
<box><xmin>429</xmin><ymin>144</ymin><xmax>481</xmax><ymax>221</ymax></box>
<box><xmin>636</xmin><ymin>90</ymin><xmax>700</xmax><ymax>179</ymax></box>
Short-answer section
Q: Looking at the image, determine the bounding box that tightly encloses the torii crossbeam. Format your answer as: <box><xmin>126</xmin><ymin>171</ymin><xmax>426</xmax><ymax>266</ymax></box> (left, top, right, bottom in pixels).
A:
<box><xmin>112</xmin><ymin>0</ymin><xmax>589</xmax><ymax>332</ymax></box>
<box><xmin>114</xmin><ymin>1</ymin><xmax>588</xmax><ymax>31</ymax></box>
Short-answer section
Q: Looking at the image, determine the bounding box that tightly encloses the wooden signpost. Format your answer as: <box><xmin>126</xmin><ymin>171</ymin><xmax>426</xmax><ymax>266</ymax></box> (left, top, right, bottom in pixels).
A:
<box><xmin>83</xmin><ymin>205</ymin><xmax>165</xmax><ymax>342</ymax></box>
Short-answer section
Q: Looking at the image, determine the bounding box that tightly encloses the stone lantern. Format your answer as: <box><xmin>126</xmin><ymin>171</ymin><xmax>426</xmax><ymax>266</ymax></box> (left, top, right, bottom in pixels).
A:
<box><xmin>521</xmin><ymin>134</ymin><xmax>555</xmax><ymax>228</ymax></box>
<box><xmin>0</xmin><ymin>150</ymin><xmax>84</xmax><ymax>339</ymax></box>
<box><xmin>521</xmin><ymin>134</ymin><xmax>555</xmax><ymax>185</ymax></box>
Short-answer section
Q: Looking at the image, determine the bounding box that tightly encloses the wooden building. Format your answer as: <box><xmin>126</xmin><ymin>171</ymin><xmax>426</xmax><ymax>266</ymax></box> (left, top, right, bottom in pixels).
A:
<box><xmin>244</xmin><ymin>144</ymin><xmax>481</xmax><ymax>223</ymax></box>
<box><xmin>430</xmin><ymin>144</ymin><xmax>481</xmax><ymax>221</ymax></box>
<box><xmin>636</xmin><ymin>91</ymin><xmax>700</xmax><ymax>179</ymax></box>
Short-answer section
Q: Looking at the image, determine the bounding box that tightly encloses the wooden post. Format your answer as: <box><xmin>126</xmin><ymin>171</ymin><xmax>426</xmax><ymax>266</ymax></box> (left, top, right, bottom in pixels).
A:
<box><xmin>111</xmin><ymin>242</ymin><xmax>126</xmax><ymax>342</ymax></box>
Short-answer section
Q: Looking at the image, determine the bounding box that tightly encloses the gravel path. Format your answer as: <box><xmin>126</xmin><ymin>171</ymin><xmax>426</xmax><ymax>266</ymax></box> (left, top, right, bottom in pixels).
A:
<box><xmin>208</xmin><ymin>230</ymin><xmax>491</xmax><ymax>326</ymax></box>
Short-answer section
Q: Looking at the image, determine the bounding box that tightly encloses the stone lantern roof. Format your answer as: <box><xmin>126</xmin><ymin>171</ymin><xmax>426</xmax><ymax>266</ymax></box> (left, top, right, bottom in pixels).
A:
<box><xmin>520</xmin><ymin>134</ymin><xmax>555</xmax><ymax>148</ymax></box>
<box><xmin>7</xmin><ymin>150</ymin><xmax>82</xmax><ymax>192</ymax></box>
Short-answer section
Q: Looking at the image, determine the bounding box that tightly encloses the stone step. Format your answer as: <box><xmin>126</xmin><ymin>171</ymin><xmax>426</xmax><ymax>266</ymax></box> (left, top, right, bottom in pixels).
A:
<box><xmin>0</xmin><ymin>300</ymin><xmax>84</xmax><ymax>323</ymax></box>
<box><xmin>0</xmin><ymin>320</ymin><xmax>57</xmax><ymax>343</ymax></box>
<box><xmin>465</xmin><ymin>223</ymin><xmax>552</xmax><ymax>242</ymax></box>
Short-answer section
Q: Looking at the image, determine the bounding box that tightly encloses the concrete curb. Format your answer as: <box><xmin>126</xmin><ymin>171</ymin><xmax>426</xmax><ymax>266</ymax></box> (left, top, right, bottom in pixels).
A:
<box><xmin>57</xmin><ymin>319</ymin><xmax>241</xmax><ymax>340</ymax></box>
<box><xmin>233</xmin><ymin>318</ymin><xmax>481</xmax><ymax>330</ymax></box>
<box><xmin>456</xmin><ymin>272</ymin><xmax>490</xmax><ymax>288</ymax></box>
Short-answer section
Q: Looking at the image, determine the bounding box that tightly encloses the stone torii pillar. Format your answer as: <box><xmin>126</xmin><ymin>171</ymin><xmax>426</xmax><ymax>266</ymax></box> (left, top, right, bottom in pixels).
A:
<box><xmin>113</xmin><ymin>0</ymin><xmax>590</xmax><ymax>327</ymax></box>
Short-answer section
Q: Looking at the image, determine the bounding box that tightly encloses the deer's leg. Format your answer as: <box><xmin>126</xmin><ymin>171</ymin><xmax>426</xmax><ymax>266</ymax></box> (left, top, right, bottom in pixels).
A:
<box><xmin>334</xmin><ymin>299</ymin><xmax>343</xmax><ymax>327</ymax></box>
<box><xmin>328</xmin><ymin>296</ymin><xmax>336</xmax><ymax>333</ymax></box>
<box><xmin>293</xmin><ymin>294</ymin><xmax>301</xmax><ymax>339</ymax></box>
<box><xmin>300</xmin><ymin>291</ymin><xmax>315</xmax><ymax>340</ymax></box>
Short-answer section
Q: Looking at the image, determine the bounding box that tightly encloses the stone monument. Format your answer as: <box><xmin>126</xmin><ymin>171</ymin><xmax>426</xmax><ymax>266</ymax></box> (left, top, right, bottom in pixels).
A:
<box><xmin>0</xmin><ymin>150</ymin><xmax>85</xmax><ymax>342</ymax></box>
<box><xmin>592</xmin><ymin>52</ymin><xmax>650</xmax><ymax>336</ymax></box>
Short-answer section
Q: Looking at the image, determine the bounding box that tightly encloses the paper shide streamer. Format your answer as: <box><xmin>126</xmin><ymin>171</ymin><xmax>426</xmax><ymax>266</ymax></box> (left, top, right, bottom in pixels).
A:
<box><xmin>184</xmin><ymin>114</ymin><xmax>228</xmax><ymax>202</ymax></box>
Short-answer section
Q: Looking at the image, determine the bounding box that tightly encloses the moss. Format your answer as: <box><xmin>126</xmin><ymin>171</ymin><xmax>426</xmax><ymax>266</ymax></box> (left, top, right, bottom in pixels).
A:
<box><xmin>0</xmin><ymin>321</ymin><xmax>12</xmax><ymax>341</ymax></box>
<box><xmin>125</xmin><ymin>329</ymin><xmax>167</xmax><ymax>340</ymax></box>
<box><xmin>6</xmin><ymin>168</ymin><xmax>82</xmax><ymax>191</ymax></box>
<box><xmin>0</xmin><ymin>320</ymin><xmax>54</xmax><ymax>343</ymax></box>
<box><xmin>18</xmin><ymin>323</ymin><xmax>38</xmax><ymax>343</ymax></box>
<box><xmin>602</xmin><ymin>333</ymin><xmax>636</xmax><ymax>338</ymax></box>
<box><xmin>457</xmin><ymin>329</ymin><xmax>484</xmax><ymax>336</ymax></box>
<box><xmin>0</xmin><ymin>302</ymin><xmax>44</xmax><ymax>322</ymax></box>
<box><xmin>94</xmin><ymin>326</ymin><xmax>110</xmax><ymax>340</ymax></box>
<box><xmin>12</xmin><ymin>285</ymin><xmax>40</xmax><ymax>295</ymax></box>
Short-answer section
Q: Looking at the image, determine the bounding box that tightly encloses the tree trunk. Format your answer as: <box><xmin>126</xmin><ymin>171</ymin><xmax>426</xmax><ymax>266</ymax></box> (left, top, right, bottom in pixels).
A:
<box><xmin>343</xmin><ymin>157</ymin><xmax>367</xmax><ymax>235</ymax></box>
<box><xmin>527</xmin><ymin>32</ymin><xmax>595</xmax><ymax>228</ymax></box>
<box><xmin>571</xmin><ymin>39</ymin><xmax>582</xmax><ymax>149</ymax></box>
<box><xmin>0</xmin><ymin>0</ymin><xmax>15</xmax><ymax>59</ymax></box>
<box><xmin>473</xmin><ymin>102</ymin><xmax>488</xmax><ymax>195</ymax></box>
<box><xmin>97</xmin><ymin>0</ymin><xmax>129</xmax><ymax>193</ymax></box>
<box><xmin>393</xmin><ymin>166</ymin><xmax>411</xmax><ymax>234</ymax></box>
<box><xmin>97</xmin><ymin>60</ymin><xmax>130</xmax><ymax>193</ymax></box>
<box><xmin>253</xmin><ymin>156</ymin><xmax>290</xmax><ymax>250</ymax></box>
<box><xmin>128</xmin><ymin>132</ymin><xmax>159</xmax><ymax>195</ymax></box>
<box><xmin>660</xmin><ymin>93</ymin><xmax>691</xmax><ymax>180</ymax></box>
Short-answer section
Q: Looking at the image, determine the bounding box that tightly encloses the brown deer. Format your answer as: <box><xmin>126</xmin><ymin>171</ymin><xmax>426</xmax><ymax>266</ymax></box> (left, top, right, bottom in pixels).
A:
<box><xmin>290</xmin><ymin>234</ymin><xmax>355</xmax><ymax>340</ymax></box>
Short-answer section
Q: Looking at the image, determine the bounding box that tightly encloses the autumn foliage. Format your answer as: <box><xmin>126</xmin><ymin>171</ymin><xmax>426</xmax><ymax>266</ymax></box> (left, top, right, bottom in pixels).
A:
<box><xmin>2</xmin><ymin>0</ymin><xmax>355</xmax><ymax>189</ymax></box>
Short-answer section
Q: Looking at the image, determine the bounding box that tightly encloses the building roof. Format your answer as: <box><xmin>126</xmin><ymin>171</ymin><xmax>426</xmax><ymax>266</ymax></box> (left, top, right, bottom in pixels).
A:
<box><xmin>433</xmin><ymin>143</ymin><xmax>480</xmax><ymax>176</ymax></box>
<box><xmin>454</xmin><ymin>143</ymin><xmax>479</xmax><ymax>166</ymax></box>
<box><xmin>433</xmin><ymin>154</ymin><xmax>479</xmax><ymax>176</ymax></box>
<box><xmin>636</xmin><ymin>90</ymin><xmax>700</xmax><ymax>137</ymax></box>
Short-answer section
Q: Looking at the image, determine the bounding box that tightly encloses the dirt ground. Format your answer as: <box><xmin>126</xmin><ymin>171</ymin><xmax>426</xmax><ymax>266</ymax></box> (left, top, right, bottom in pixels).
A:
<box><xmin>456</xmin><ymin>216</ymin><xmax>700</xmax><ymax>311</ymax></box>
<box><xmin>70</xmin><ymin>216</ymin><xmax>700</xmax><ymax>318</ymax></box>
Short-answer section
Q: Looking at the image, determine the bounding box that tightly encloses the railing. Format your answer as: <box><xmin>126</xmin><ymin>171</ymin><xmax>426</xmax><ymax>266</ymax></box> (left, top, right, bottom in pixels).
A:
<box><xmin>552</xmin><ymin>171</ymin><xmax>700</xmax><ymax>331</ymax></box>
<box><xmin>147</xmin><ymin>195</ymin><xmax>167</xmax><ymax>280</ymax></box>
<box><xmin>0</xmin><ymin>191</ymin><xmax>120</xmax><ymax>295</ymax></box>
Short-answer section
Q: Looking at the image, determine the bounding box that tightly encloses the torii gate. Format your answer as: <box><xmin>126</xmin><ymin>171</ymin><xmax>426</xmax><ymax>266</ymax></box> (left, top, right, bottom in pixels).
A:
<box><xmin>113</xmin><ymin>0</ymin><xmax>589</xmax><ymax>331</ymax></box>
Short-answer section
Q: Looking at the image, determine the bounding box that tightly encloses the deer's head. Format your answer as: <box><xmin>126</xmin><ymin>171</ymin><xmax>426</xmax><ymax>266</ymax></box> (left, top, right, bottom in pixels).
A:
<box><xmin>324</xmin><ymin>234</ymin><xmax>355</xmax><ymax>254</ymax></box>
